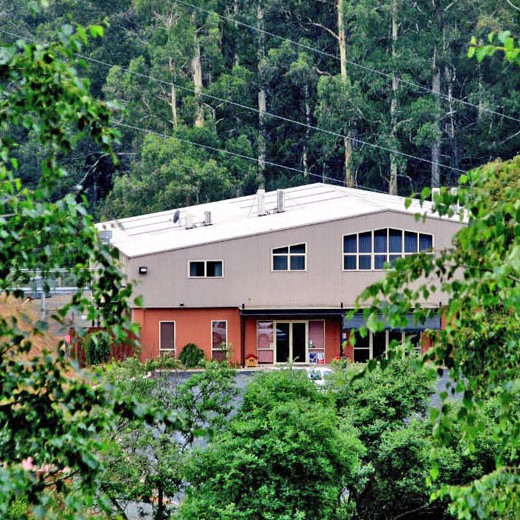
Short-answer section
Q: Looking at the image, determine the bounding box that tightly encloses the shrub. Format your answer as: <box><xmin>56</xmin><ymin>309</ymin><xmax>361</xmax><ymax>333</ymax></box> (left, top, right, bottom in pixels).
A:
<box><xmin>82</xmin><ymin>330</ymin><xmax>111</xmax><ymax>365</ymax></box>
<box><xmin>179</xmin><ymin>343</ymin><xmax>205</xmax><ymax>368</ymax></box>
<box><xmin>143</xmin><ymin>352</ymin><xmax>183</xmax><ymax>372</ymax></box>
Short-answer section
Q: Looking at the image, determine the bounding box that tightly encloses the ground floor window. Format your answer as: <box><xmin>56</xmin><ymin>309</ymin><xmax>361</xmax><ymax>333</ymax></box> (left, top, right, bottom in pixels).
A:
<box><xmin>211</xmin><ymin>320</ymin><xmax>228</xmax><ymax>361</ymax></box>
<box><xmin>256</xmin><ymin>320</ymin><xmax>325</xmax><ymax>364</ymax></box>
<box><xmin>351</xmin><ymin>330</ymin><xmax>422</xmax><ymax>362</ymax></box>
<box><xmin>159</xmin><ymin>321</ymin><xmax>176</xmax><ymax>356</ymax></box>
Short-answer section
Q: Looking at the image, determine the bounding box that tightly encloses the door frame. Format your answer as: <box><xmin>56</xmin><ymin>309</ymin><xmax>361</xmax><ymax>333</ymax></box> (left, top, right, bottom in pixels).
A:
<box><xmin>274</xmin><ymin>320</ymin><xmax>308</xmax><ymax>364</ymax></box>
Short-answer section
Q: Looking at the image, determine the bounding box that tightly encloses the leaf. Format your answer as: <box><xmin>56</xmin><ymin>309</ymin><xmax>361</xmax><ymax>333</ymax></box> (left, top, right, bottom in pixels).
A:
<box><xmin>90</xmin><ymin>25</ymin><xmax>104</xmax><ymax>38</ymax></box>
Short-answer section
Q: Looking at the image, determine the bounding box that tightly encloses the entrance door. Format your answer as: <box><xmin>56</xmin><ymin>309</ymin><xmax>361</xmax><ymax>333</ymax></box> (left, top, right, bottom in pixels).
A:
<box><xmin>275</xmin><ymin>322</ymin><xmax>307</xmax><ymax>363</ymax></box>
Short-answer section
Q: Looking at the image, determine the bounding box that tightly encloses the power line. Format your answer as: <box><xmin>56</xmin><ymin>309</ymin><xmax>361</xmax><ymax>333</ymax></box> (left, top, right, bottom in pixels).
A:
<box><xmin>80</xmin><ymin>54</ymin><xmax>466</xmax><ymax>175</ymax></box>
<box><xmin>114</xmin><ymin>120</ymin><xmax>352</xmax><ymax>188</ymax></box>
<box><xmin>174</xmin><ymin>0</ymin><xmax>520</xmax><ymax>125</ymax></box>
<box><xmin>0</xmin><ymin>28</ymin><xmax>467</xmax><ymax>176</ymax></box>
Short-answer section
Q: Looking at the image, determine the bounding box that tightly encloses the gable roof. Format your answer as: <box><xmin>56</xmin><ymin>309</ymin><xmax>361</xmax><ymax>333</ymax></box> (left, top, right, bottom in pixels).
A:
<box><xmin>97</xmin><ymin>183</ymin><xmax>454</xmax><ymax>258</ymax></box>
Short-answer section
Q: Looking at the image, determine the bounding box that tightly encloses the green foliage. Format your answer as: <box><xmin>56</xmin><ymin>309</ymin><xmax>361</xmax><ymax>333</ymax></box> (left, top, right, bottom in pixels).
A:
<box><xmin>469</xmin><ymin>31</ymin><xmax>520</xmax><ymax>65</ymax></box>
<box><xmin>101</xmin><ymin>360</ymin><xmax>237</xmax><ymax>519</ymax></box>
<box><xmin>178</xmin><ymin>343</ymin><xmax>205</xmax><ymax>368</ymax></box>
<box><xmin>178</xmin><ymin>370</ymin><xmax>365</xmax><ymax>520</ymax></box>
<box><xmin>0</xmin><ymin>25</ymin><xmax>161</xmax><ymax>518</ymax></box>
<box><xmin>7</xmin><ymin>0</ymin><xmax>519</xmax><ymax>210</ymax></box>
<box><xmin>143</xmin><ymin>352</ymin><xmax>184</xmax><ymax>372</ymax></box>
<box><xmin>355</xmin><ymin>158</ymin><xmax>520</xmax><ymax>517</ymax></box>
<box><xmin>330</xmin><ymin>358</ymin><xmax>435</xmax><ymax>453</ymax></box>
<box><xmin>355</xmin><ymin>419</ymin><xmax>450</xmax><ymax>519</ymax></box>
<box><xmin>82</xmin><ymin>330</ymin><xmax>111</xmax><ymax>365</ymax></box>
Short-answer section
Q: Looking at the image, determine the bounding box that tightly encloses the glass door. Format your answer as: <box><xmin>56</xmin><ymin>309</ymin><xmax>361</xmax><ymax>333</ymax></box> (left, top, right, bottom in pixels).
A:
<box><xmin>292</xmin><ymin>322</ymin><xmax>306</xmax><ymax>363</ymax></box>
<box><xmin>275</xmin><ymin>322</ymin><xmax>307</xmax><ymax>363</ymax></box>
<box><xmin>275</xmin><ymin>323</ymin><xmax>290</xmax><ymax>363</ymax></box>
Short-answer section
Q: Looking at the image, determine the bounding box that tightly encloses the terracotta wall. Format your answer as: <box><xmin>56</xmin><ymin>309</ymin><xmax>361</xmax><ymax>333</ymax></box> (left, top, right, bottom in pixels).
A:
<box><xmin>134</xmin><ymin>308</ymin><xmax>242</xmax><ymax>364</ymax></box>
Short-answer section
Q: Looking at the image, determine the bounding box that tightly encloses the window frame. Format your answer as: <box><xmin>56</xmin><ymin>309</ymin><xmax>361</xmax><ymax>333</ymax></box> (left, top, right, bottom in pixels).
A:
<box><xmin>343</xmin><ymin>228</ymin><xmax>434</xmax><ymax>272</ymax></box>
<box><xmin>188</xmin><ymin>259</ymin><xmax>224</xmax><ymax>278</ymax></box>
<box><xmin>352</xmin><ymin>330</ymin><xmax>422</xmax><ymax>362</ymax></box>
<box><xmin>271</xmin><ymin>242</ymin><xmax>307</xmax><ymax>272</ymax></box>
<box><xmin>159</xmin><ymin>320</ymin><xmax>176</xmax><ymax>355</ymax></box>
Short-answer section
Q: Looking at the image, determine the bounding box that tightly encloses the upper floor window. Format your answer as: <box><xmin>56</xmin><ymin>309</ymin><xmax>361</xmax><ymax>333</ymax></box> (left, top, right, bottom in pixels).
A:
<box><xmin>189</xmin><ymin>260</ymin><xmax>223</xmax><ymax>278</ymax></box>
<box><xmin>272</xmin><ymin>243</ymin><xmax>306</xmax><ymax>271</ymax></box>
<box><xmin>343</xmin><ymin>228</ymin><xmax>433</xmax><ymax>270</ymax></box>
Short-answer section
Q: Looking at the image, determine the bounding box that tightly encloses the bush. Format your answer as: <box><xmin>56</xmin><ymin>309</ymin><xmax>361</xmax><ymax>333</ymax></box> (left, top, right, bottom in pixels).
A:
<box><xmin>143</xmin><ymin>352</ymin><xmax>183</xmax><ymax>372</ymax></box>
<box><xmin>180</xmin><ymin>370</ymin><xmax>364</xmax><ymax>520</ymax></box>
<box><xmin>179</xmin><ymin>343</ymin><xmax>205</xmax><ymax>367</ymax></box>
<box><xmin>82</xmin><ymin>331</ymin><xmax>111</xmax><ymax>365</ymax></box>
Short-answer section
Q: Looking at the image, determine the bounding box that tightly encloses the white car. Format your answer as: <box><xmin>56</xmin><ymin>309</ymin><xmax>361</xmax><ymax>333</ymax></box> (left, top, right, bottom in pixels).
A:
<box><xmin>307</xmin><ymin>367</ymin><xmax>334</xmax><ymax>386</ymax></box>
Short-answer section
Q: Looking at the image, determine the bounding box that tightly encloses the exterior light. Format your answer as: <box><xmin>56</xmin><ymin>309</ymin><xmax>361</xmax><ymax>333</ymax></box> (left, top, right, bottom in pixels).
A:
<box><xmin>138</xmin><ymin>266</ymin><xmax>148</xmax><ymax>275</ymax></box>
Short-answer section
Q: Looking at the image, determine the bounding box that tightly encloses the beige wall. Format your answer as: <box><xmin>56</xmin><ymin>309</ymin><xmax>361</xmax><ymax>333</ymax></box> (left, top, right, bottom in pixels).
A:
<box><xmin>125</xmin><ymin>210</ymin><xmax>463</xmax><ymax>309</ymax></box>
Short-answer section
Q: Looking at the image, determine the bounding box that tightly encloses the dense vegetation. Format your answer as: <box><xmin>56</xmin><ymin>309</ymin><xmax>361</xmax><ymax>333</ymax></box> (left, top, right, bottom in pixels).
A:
<box><xmin>100</xmin><ymin>360</ymin><xmax>511</xmax><ymax>520</ymax></box>
<box><xmin>1</xmin><ymin>0</ymin><xmax>519</xmax><ymax>218</ymax></box>
<box><xmin>0</xmin><ymin>21</ymin><xmax>161</xmax><ymax>518</ymax></box>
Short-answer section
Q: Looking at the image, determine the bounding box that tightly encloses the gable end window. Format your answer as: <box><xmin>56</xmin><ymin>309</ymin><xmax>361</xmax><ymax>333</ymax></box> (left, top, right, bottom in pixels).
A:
<box><xmin>343</xmin><ymin>229</ymin><xmax>433</xmax><ymax>271</ymax></box>
<box><xmin>272</xmin><ymin>243</ymin><xmax>306</xmax><ymax>271</ymax></box>
<box><xmin>189</xmin><ymin>260</ymin><xmax>223</xmax><ymax>278</ymax></box>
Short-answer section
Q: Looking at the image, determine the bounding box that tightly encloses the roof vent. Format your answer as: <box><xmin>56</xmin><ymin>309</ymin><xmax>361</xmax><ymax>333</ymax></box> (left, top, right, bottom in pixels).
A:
<box><xmin>204</xmin><ymin>211</ymin><xmax>212</xmax><ymax>226</ymax></box>
<box><xmin>186</xmin><ymin>213</ymin><xmax>194</xmax><ymax>229</ymax></box>
<box><xmin>276</xmin><ymin>189</ymin><xmax>285</xmax><ymax>213</ymax></box>
<box><xmin>257</xmin><ymin>189</ymin><xmax>266</xmax><ymax>216</ymax></box>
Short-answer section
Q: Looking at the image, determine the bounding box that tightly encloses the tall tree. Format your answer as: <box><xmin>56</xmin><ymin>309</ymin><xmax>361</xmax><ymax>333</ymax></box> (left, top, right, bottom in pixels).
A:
<box><xmin>0</xmin><ymin>22</ymin><xmax>160</xmax><ymax>517</ymax></box>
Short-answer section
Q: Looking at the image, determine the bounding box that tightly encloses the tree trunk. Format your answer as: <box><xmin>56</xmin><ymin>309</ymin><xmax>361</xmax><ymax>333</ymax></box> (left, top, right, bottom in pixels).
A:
<box><xmin>168</xmin><ymin>56</ymin><xmax>178</xmax><ymax>128</ymax></box>
<box><xmin>303</xmin><ymin>84</ymin><xmax>311</xmax><ymax>178</ymax></box>
<box><xmin>337</xmin><ymin>0</ymin><xmax>354</xmax><ymax>187</ymax></box>
<box><xmin>233</xmin><ymin>0</ymin><xmax>240</xmax><ymax>67</ymax></box>
<box><xmin>257</xmin><ymin>1</ymin><xmax>266</xmax><ymax>188</ymax></box>
<box><xmin>443</xmin><ymin>40</ymin><xmax>458</xmax><ymax>171</ymax></box>
<box><xmin>190</xmin><ymin>13</ymin><xmax>204</xmax><ymax>128</ymax></box>
<box><xmin>156</xmin><ymin>485</ymin><xmax>165</xmax><ymax>520</ymax></box>
<box><xmin>431</xmin><ymin>43</ymin><xmax>441</xmax><ymax>189</ymax></box>
<box><xmin>389</xmin><ymin>0</ymin><xmax>399</xmax><ymax>195</ymax></box>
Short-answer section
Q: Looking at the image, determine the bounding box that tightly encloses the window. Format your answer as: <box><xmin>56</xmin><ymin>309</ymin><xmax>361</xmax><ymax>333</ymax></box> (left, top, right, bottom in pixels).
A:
<box><xmin>343</xmin><ymin>229</ymin><xmax>433</xmax><ymax>270</ymax></box>
<box><xmin>351</xmin><ymin>330</ymin><xmax>422</xmax><ymax>362</ymax></box>
<box><xmin>272</xmin><ymin>243</ymin><xmax>306</xmax><ymax>271</ymax></box>
<box><xmin>257</xmin><ymin>321</ymin><xmax>274</xmax><ymax>363</ymax></box>
<box><xmin>189</xmin><ymin>260</ymin><xmax>223</xmax><ymax>278</ymax></box>
<box><xmin>211</xmin><ymin>320</ymin><xmax>228</xmax><ymax>361</ymax></box>
<box><xmin>159</xmin><ymin>321</ymin><xmax>176</xmax><ymax>355</ymax></box>
<box><xmin>308</xmin><ymin>320</ymin><xmax>325</xmax><ymax>364</ymax></box>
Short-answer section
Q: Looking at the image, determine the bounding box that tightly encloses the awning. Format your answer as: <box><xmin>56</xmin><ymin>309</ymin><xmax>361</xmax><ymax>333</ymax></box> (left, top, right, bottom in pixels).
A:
<box><xmin>342</xmin><ymin>313</ymin><xmax>441</xmax><ymax>331</ymax></box>
<box><xmin>239</xmin><ymin>308</ymin><xmax>441</xmax><ymax>330</ymax></box>
<box><xmin>240</xmin><ymin>308</ymin><xmax>344</xmax><ymax>318</ymax></box>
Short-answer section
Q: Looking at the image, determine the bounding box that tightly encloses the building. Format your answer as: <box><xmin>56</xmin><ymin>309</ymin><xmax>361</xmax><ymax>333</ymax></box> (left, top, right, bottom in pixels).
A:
<box><xmin>98</xmin><ymin>183</ymin><xmax>463</xmax><ymax>365</ymax></box>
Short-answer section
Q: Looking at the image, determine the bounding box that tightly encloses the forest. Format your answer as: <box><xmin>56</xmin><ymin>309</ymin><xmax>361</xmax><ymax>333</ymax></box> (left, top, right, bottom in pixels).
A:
<box><xmin>1</xmin><ymin>0</ymin><xmax>519</xmax><ymax>219</ymax></box>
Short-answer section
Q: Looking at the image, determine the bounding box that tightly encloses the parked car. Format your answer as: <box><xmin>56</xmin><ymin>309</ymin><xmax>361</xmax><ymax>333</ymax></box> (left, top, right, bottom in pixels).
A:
<box><xmin>307</xmin><ymin>366</ymin><xmax>333</xmax><ymax>386</ymax></box>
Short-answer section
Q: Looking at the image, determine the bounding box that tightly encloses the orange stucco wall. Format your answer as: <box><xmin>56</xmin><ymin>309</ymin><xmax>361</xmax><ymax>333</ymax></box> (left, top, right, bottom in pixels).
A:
<box><xmin>133</xmin><ymin>307</ymin><xmax>242</xmax><ymax>364</ymax></box>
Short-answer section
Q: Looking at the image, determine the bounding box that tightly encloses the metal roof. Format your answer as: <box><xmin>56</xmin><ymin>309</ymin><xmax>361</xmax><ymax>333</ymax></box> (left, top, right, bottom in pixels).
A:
<box><xmin>97</xmin><ymin>183</ymin><xmax>455</xmax><ymax>258</ymax></box>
